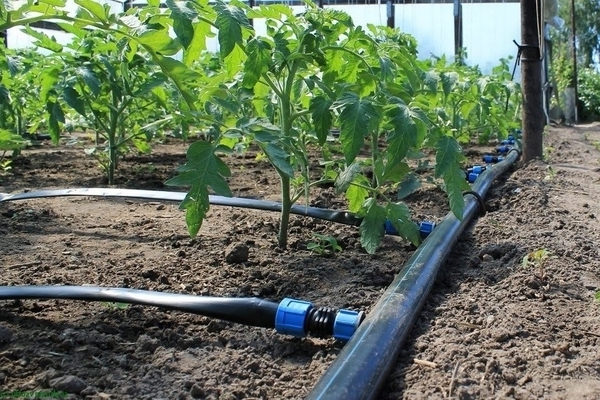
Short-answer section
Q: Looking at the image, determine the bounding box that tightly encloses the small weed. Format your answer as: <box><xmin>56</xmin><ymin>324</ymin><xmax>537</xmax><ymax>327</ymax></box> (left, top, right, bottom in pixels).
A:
<box><xmin>544</xmin><ymin>165</ymin><xmax>556</xmax><ymax>181</ymax></box>
<box><xmin>522</xmin><ymin>248</ymin><xmax>551</xmax><ymax>280</ymax></box>
<box><xmin>101</xmin><ymin>302</ymin><xmax>130</xmax><ymax>310</ymax></box>
<box><xmin>0</xmin><ymin>159</ymin><xmax>12</xmax><ymax>173</ymax></box>
<box><xmin>543</xmin><ymin>146</ymin><xmax>554</xmax><ymax>162</ymax></box>
<box><xmin>593</xmin><ymin>141</ymin><xmax>600</xmax><ymax>151</ymax></box>
<box><xmin>595</xmin><ymin>292</ymin><xmax>600</xmax><ymax>303</ymax></box>
<box><xmin>307</xmin><ymin>233</ymin><xmax>342</xmax><ymax>256</ymax></box>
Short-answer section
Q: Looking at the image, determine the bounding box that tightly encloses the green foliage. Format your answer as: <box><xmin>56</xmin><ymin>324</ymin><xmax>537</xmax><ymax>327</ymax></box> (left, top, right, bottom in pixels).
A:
<box><xmin>307</xmin><ymin>233</ymin><xmax>342</xmax><ymax>256</ymax></box>
<box><xmin>522</xmin><ymin>248</ymin><xmax>551</xmax><ymax>280</ymax></box>
<box><xmin>578</xmin><ymin>68</ymin><xmax>600</xmax><ymax>121</ymax></box>
<box><xmin>0</xmin><ymin>1</ymin><xmax>522</xmax><ymax>253</ymax></box>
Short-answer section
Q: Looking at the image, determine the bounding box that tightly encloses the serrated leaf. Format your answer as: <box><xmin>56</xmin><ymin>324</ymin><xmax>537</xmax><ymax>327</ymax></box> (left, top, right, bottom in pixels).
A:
<box><xmin>76</xmin><ymin>67</ymin><xmax>101</xmax><ymax>97</ymax></box>
<box><xmin>165</xmin><ymin>141</ymin><xmax>232</xmax><ymax>237</ymax></box>
<box><xmin>242</xmin><ymin>38</ymin><xmax>271</xmax><ymax>88</ymax></box>
<box><xmin>335</xmin><ymin>162</ymin><xmax>361</xmax><ymax>194</ymax></box>
<box><xmin>22</xmin><ymin>26</ymin><xmax>63</xmax><ymax>52</ymax></box>
<box><xmin>62</xmin><ymin>86</ymin><xmax>86</xmax><ymax>116</ymax></box>
<box><xmin>386</xmin><ymin>202</ymin><xmax>420</xmax><ymax>246</ymax></box>
<box><xmin>263</xmin><ymin>142</ymin><xmax>294</xmax><ymax>177</ymax></box>
<box><xmin>336</xmin><ymin>92</ymin><xmax>378</xmax><ymax>164</ymax></box>
<box><xmin>40</xmin><ymin>67</ymin><xmax>60</xmax><ymax>102</ymax></box>
<box><xmin>386</xmin><ymin>102</ymin><xmax>417</xmax><ymax>166</ymax></box>
<box><xmin>435</xmin><ymin>136</ymin><xmax>469</xmax><ymax>219</ymax></box>
<box><xmin>74</xmin><ymin>0</ymin><xmax>107</xmax><ymax>22</ymax></box>
<box><xmin>46</xmin><ymin>101</ymin><xmax>63</xmax><ymax>144</ymax></box>
<box><xmin>397</xmin><ymin>173</ymin><xmax>421</xmax><ymax>200</ymax></box>
<box><xmin>223</xmin><ymin>44</ymin><xmax>246</xmax><ymax>78</ymax></box>
<box><xmin>154</xmin><ymin>55</ymin><xmax>199</xmax><ymax>108</ymax></box>
<box><xmin>359</xmin><ymin>198</ymin><xmax>387</xmax><ymax>254</ymax></box>
<box><xmin>214</xmin><ymin>1</ymin><xmax>248</xmax><ymax>58</ymax></box>
<box><xmin>345</xmin><ymin>175</ymin><xmax>369</xmax><ymax>213</ymax></box>
<box><xmin>309</xmin><ymin>96</ymin><xmax>333</xmax><ymax>145</ymax></box>
<box><xmin>167</xmin><ymin>0</ymin><xmax>196</xmax><ymax>49</ymax></box>
<box><xmin>183</xmin><ymin>21</ymin><xmax>212</xmax><ymax>66</ymax></box>
<box><xmin>378</xmin><ymin>56</ymin><xmax>395</xmax><ymax>82</ymax></box>
<box><xmin>0</xmin><ymin>129</ymin><xmax>29</xmax><ymax>151</ymax></box>
<box><xmin>382</xmin><ymin>161</ymin><xmax>410</xmax><ymax>183</ymax></box>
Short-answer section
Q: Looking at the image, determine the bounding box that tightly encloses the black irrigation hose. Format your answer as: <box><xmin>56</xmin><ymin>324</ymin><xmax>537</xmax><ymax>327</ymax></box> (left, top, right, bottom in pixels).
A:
<box><xmin>306</xmin><ymin>148</ymin><xmax>520</xmax><ymax>400</ymax></box>
<box><xmin>0</xmin><ymin>188</ymin><xmax>361</xmax><ymax>226</ymax></box>
<box><xmin>0</xmin><ymin>286</ymin><xmax>279</xmax><ymax>328</ymax></box>
<box><xmin>0</xmin><ymin>286</ymin><xmax>364</xmax><ymax>341</ymax></box>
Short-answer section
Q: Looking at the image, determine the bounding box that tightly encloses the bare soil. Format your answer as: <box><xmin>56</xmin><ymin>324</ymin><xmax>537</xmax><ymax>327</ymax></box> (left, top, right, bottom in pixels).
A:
<box><xmin>1</xmin><ymin>124</ymin><xmax>599</xmax><ymax>400</ymax></box>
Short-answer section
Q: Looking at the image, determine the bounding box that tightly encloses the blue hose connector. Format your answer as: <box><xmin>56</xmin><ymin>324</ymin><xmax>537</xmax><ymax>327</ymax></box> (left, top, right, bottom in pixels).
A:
<box><xmin>275</xmin><ymin>298</ymin><xmax>363</xmax><ymax>341</ymax></box>
<box><xmin>333</xmin><ymin>309</ymin><xmax>363</xmax><ymax>341</ymax></box>
<box><xmin>501</xmin><ymin>139</ymin><xmax>515</xmax><ymax>145</ymax></box>
<box><xmin>275</xmin><ymin>298</ymin><xmax>312</xmax><ymax>337</ymax></box>
<box><xmin>419</xmin><ymin>221</ymin><xmax>436</xmax><ymax>238</ymax></box>
<box><xmin>468</xmin><ymin>165</ymin><xmax>486</xmax><ymax>174</ymax></box>
<box><xmin>467</xmin><ymin>172</ymin><xmax>479</xmax><ymax>183</ymax></box>
<box><xmin>496</xmin><ymin>145</ymin><xmax>513</xmax><ymax>154</ymax></box>
<box><xmin>384</xmin><ymin>219</ymin><xmax>398</xmax><ymax>235</ymax></box>
<box><xmin>483</xmin><ymin>155</ymin><xmax>504</xmax><ymax>163</ymax></box>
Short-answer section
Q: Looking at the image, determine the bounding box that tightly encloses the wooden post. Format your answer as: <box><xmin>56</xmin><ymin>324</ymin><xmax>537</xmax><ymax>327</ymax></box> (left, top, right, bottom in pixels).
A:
<box><xmin>520</xmin><ymin>0</ymin><xmax>544</xmax><ymax>162</ymax></box>
<box><xmin>386</xmin><ymin>0</ymin><xmax>394</xmax><ymax>29</ymax></box>
<box><xmin>570</xmin><ymin>0</ymin><xmax>578</xmax><ymax>122</ymax></box>
<box><xmin>454</xmin><ymin>0</ymin><xmax>463</xmax><ymax>64</ymax></box>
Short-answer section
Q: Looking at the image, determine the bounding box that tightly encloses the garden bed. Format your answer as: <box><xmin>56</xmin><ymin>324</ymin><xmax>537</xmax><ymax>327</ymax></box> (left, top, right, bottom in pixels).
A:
<box><xmin>1</xmin><ymin>124</ymin><xmax>600</xmax><ymax>399</ymax></box>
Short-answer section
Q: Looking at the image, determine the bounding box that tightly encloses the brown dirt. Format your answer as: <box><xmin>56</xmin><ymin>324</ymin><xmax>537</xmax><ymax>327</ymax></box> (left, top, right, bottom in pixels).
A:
<box><xmin>0</xmin><ymin>124</ymin><xmax>599</xmax><ymax>399</ymax></box>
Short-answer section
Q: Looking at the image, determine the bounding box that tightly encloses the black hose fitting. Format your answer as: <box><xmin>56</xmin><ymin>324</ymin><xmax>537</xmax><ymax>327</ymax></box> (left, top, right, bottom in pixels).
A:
<box><xmin>305</xmin><ymin>306</ymin><xmax>337</xmax><ymax>338</ymax></box>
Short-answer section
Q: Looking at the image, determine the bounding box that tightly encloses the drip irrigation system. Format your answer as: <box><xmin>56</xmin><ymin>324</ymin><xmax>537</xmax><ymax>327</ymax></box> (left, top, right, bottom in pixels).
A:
<box><xmin>0</xmin><ymin>188</ymin><xmax>361</xmax><ymax>226</ymax></box>
<box><xmin>0</xmin><ymin>286</ymin><xmax>364</xmax><ymax>341</ymax></box>
<box><xmin>1</xmin><ymin>139</ymin><xmax>520</xmax><ymax>396</ymax></box>
<box><xmin>306</xmin><ymin>146</ymin><xmax>521</xmax><ymax>400</ymax></box>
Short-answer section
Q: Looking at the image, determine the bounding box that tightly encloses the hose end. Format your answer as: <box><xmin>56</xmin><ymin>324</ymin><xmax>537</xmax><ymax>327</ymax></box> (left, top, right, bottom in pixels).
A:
<box><xmin>333</xmin><ymin>309</ymin><xmax>364</xmax><ymax>342</ymax></box>
<box><xmin>275</xmin><ymin>298</ymin><xmax>312</xmax><ymax>337</ymax></box>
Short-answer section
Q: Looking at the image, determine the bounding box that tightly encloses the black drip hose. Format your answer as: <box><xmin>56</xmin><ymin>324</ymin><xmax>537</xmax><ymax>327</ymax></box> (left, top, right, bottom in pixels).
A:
<box><xmin>0</xmin><ymin>188</ymin><xmax>361</xmax><ymax>226</ymax></box>
<box><xmin>0</xmin><ymin>286</ymin><xmax>279</xmax><ymax>328</ymax></box>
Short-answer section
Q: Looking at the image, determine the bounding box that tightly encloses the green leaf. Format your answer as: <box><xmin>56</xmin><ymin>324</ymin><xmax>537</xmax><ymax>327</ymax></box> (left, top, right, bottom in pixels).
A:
<box><xmin>434</xmin><ymin>136</ymin><xmax>469</xmax><ymax>219</ymax></box>
<box><xmin>386</xmin><ymin>202</ymin><xmax>420</xmax><ymax>246</ymax></box>
<box><xmin>214</xmin><ymin>1</ymin><xmax>248</xmax><ymax>58</ymax></box>
<box><xmin>40</xmin><ymin>67</ymin><xmax>60</xmax><ymax>102</ymax></box>
<box><xmin>359</xmin><ymin>198</ymin><xmax>387</xmax><ymax>254</ymax></box>
<box><xmin>154</xmin><ymin>55</ymin><xmax>199</xmax><ymax>109</ymax></box>
<box><xmin>397</xmin><ymin>173</ymin><xmax>421</xmax><ymax>200</ymax></box>
<box><xmin>165</xmin><ymin>141</ymin><xmax>232</xmax><ymax>237</ymax></box>
<box><xmin>309</xmin><ymin>96</ymin><xmax>333</xmax><ymax>145</ymax></box>
<box><xmin>22</xmin><ymin>26</ymin><xmax>63</xmax><ymax>52</ymax></box>
<box><xmin>0</xmin><ymin>129</ymin><xmax>29</xmax><ymax>151</ymax></box>
<box><xmin>46</xmin><ymin>101</ymin><xmax>64</xmax><ymax>144</ymax></box>
<box><xmin>77</xmin><ymin>67</ymin><xmax>101</xmax><ymax>97</ymax></box>
<box><xmin>335</xmin><ymin>162</ymin><xmax>361</xmax><ymax>194</ymax></box>
<box><xmin>74</xmin><ymin>0</ymin><xmax>108</xmax><ymax>22</ymax></box>
<box><xmin>183</xmin><ymin>21</ymin><xmax>212</xmax><ymax>66</ymax></box>
<box><xmin>263</xmin><ymin>142</ymin><xmax>294</xmax><ymax>177</ymax></box>
<box><xmin>336</xmin><ymin>92</ymin><xmax>378</xmax><ymax>164</ymax></box>
<box><xmin>386</xmin><ymin>102</ymin><xmax>417</xmax><ymax>166</ymax></box>
<box><xmin>167</xmin><ymin>0</ymin><xmax>197</xmax><ymax>49</ymax></box>
<box><xmin>382</xmin><ymin>161</ymin><xmax>410</xmax><ymax>183</ymax></box>
<box><xmin>345</xmin><ymin>175</ymin><xmax>369</xmax><ymax>213</ymax></box>
<box><xmin>242</xmin><ymin>38</ymin><xmax>272</xmax><ymax>89</ymax></box>
<box><xmin>62</xmin><ymin>87</ymin><xmax>86</xmax><ymax>116</ymax></box>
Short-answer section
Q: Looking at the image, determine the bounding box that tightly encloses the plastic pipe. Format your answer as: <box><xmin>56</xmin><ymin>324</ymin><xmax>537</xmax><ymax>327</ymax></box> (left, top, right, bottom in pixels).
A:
<box><xmin>0</xmin><ymin>188</ymin><xmax>361</xmax><ymax>226</ymax></box>
<box><xmin>306</xmin><ymin>148</ymin><xmax>520</xmax><ymax>400</ymax></box>
<box><xmin>0</xmin><ymin>286</ymin><xmax>363</xmax><ymax>341</ymax></box>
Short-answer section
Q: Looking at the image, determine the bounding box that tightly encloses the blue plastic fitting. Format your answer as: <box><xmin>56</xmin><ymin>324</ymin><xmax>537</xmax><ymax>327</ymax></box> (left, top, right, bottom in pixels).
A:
<box><xmin>383</xmin><ymin>219</ymin><xmax>398</xmax><ymax>235</ymax></box>
<box><xmin>467</xmin><ymin>172</ymin><xmax>479</xmax><ymax>183</ymax></box>
<box><xmin>496</xmin><ymin>145</ymin><xmax>512</xmax><ymax>154</ymax></box>
<box><xmin>333</xmin><ymin>310</ymin><xmax>363</xmax><ymax>341</ymax></box>
<box><xmin>275</xmin><ymin>298</ymin><xmax>312</xmax><ymax>337</ymax></box>
<box><xmin>483</xmin><ymin>155</ymin><xmax>504</xmax><ymax>163</ymax></box>
<box><xmin>419</xmin><ymin>221</ymin><xmax>436</xmax><ymax>238</ymax></box>
<box><xmin>468</xmin><ymin>165</ymin><xmax>486</xmax><ymax>174</ymax></box>
<box><xmin>501</xmin><ymin>139</ymin><xmax>515</xmax><ymax>145</ymax></box>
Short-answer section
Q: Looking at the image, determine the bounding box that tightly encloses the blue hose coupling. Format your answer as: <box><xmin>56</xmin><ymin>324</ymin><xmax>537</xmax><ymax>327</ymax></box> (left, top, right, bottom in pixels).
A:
<box><xmin>468</xmin><ymin>165</ymin><xmax>486</xmax><ymax>174</ymax></box>
<box><xmin>275</xmin><ymin>298</ymin><xmax>363</xmax><ymax>341</ymax></box>
<box><xmin>501</xmin><ymin>139</ymin><xmax>515</xmax><ymax>145</ymax></box>
<box><xmin>419</xmin><ymin>221</ymin><xmax>436</xmax><ymax>238</ymax></box>
<box><xmin>384</xmin><ymin>219</ymin><xmax>398</xmax><ymax>235</ymax></box>
<box><xmin>496</xmin><ymin>145</ymin><xmax>513</xmax><ymax>154</ymax></box>
<box><xmin>483</xmin><ymin>155</ymin><xmax>504</xmax><ymax>163</ymax></box>
<box><xmin>467</xmin><ymin>172</ymin><xmax>479</xmax><ymax>183</ymax></box>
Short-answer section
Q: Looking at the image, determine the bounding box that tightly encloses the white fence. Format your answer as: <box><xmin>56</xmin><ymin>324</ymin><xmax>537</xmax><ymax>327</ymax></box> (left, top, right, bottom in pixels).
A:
<box><xmin>7</xmin><ymin>1</ymin><xmax>521</xmax><ymax>78</ymax></box>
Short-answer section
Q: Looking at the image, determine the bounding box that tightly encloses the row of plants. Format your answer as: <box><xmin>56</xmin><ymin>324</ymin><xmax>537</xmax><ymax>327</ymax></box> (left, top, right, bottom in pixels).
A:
<box><xmin>0</xmin><ymin>0</ymin><xmax>521</xmax><ymax>253</ymax></box>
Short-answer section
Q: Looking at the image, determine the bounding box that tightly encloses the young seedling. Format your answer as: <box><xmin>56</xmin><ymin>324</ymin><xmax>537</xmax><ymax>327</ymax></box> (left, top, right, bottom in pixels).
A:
<box><xmin>522</xmin><ymin>248</ymin><xmax>551</xmax><ymax>280</ymax></box>
<box><xmin>307</xmin><ymin>233</ymin><xmax>342</xmax><ymax>256</ymax></box>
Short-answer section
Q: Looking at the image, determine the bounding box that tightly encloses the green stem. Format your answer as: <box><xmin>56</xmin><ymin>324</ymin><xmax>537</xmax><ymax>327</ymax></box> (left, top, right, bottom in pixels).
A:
<box><xmin>107</xmin><ymin>89</ymin><xmax>120</xmax><ymax>185</ymax></box>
